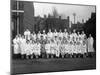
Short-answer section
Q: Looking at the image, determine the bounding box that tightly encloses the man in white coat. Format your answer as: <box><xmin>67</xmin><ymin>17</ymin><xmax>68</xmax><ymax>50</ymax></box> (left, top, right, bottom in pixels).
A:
<box><xmin>24</xmin><ymin>29</ymin><xmax>31</xmax><ymax>41</ymax></box>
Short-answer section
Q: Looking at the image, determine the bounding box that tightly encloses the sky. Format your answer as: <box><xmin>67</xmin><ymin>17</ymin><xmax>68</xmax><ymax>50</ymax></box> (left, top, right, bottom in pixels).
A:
<box><xmin>34</xmin><ymin>2</ymin><xmax>96</xmax><ymax>23</ymax></box>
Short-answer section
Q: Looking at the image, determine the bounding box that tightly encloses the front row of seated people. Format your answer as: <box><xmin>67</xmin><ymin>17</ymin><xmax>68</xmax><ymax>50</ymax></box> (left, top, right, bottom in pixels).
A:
<box><xmin>12</xmin><ymin>29</ymin><xmax>95</xmax><ymax>59</ymax></box>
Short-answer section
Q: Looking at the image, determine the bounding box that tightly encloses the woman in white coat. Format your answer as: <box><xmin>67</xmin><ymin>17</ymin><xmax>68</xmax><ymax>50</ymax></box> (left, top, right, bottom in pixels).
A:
<box><xmin>87</xmin><ymin>34</ymin><xmax>94</xmax><ymax>57</ymax></box>
<box><xmin>20</xmin><ymin>36</ymin><xmax>26</xmax><ymax>59</ymax></box>
<box><xmin>13</xmin><ymin>35</ymin><xmax>19</xmax><ymax>59</ymax></box>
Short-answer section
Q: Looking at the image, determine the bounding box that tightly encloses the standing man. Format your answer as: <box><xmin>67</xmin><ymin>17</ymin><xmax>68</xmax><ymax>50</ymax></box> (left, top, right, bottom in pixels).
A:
<box><xmin>58</xmin><ymin>29</ymin><xmax>63</xmax><ymax>41</ymax></box>
<box><xmin>63</xmin><ymin>29</ymin><xmax>68</xmax><ymax>44</ymax></box>
<box><xmin>63</xmin><ymin>29</ymin><xmax>68</xmax><ymax>39</ymax></box>
<box><xmin>47</xmin><ymin>29</ymin><xmax>53</xmax><ymax>42</ymax></box>
<box><xmin>24</xmin><ymin>29</ymin><xmax>31</xmax><ymax>41</ymax></box>
<box><xmin>40</xmin><ymin>35</ymin><xmax>46</xmax><ymax>58</ymax></box>
<box><xmin>81</xmin><ymin>31</ymin><xmax>86</xmax><ymax>44</ymax></box>
<box><xmin>72</xmin><ymin>29</ymin><xmax>77</xmax><ymax>43</ymax></box>
<box><xmin>81</xmin><ymin>31</ymin><xmax>86</xmax><ymax>40</ymax></box>
<box><xmin>31</xmin><ymin>31</ymin><xmax>36</xmax><ymax>42</ymax></box>
<box><xmin>42</xmin><ymin>30</ymin><xmax>47</xmax><ymax>41</ymax></box>
<box><xmin>53</xmin><ymin>29</ymin><xmax>58</xmax><ymax>39</ymax></box>
<box><xmin>37</xmin><ymin>31</ymin><xmax>42</xmax><ymax>42</ymax></box>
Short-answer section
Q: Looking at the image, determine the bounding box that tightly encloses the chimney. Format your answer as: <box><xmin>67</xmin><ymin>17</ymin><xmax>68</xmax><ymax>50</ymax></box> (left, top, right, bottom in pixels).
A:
<box><xmin>59</xmin><ymin>16</ymin><xmax>61</xmax><ymax>19</ymax></box>
<box><xmin>44</xmin><ymin>15</ymin><xmax>46</xmax><ymax>19</ymax></box>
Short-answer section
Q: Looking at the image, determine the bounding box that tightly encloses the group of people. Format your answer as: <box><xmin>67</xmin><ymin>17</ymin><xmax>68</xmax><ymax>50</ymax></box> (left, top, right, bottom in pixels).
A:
<box><xmin>12</xmin><ymin>29</ymin><xmax>95</xmax><ymax>59</ymax></box>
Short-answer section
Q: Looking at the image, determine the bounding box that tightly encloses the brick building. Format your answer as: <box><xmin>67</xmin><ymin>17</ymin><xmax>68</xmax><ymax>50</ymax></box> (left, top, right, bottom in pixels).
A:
<box><xmin>11</xmin><ymin>0</ymin><xmax>70</xmax><ymax>37</ymax></box>
<box><xmin>11</xmin><ymin>0</ymin><xmax>35</xmax><ymax>38</ymax></box>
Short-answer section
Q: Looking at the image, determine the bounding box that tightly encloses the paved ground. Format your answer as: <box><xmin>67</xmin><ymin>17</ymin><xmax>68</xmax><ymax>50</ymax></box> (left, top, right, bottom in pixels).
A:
<box><xmin>11</xmin><ymin>57</ymin><xmax>96</xmax><ymax>74</ymax></box>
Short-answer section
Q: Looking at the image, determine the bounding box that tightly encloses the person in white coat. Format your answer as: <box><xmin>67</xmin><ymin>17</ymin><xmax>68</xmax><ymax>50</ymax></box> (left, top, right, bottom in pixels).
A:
<box><xmin>37</xmin><ymin>31</ymin><xmax>42</xmax><ymax>41</ymax></box>
<box><xmin>56</xmin><ymin>42</ymin><xmax>60</xmax><ymax>58</ymax></box>
<box><xmin>13</xmin><ymin>35</ymin><xmax>19</xmax><ymax>59</ymax></box>
<box><xmin>20</xmin><ymin>36</ymin><xmax>26</xmax><ymax>59</ymax></box>
<box><xmin>72</xmin><ymin>29</ymin><xmax>77</xmax><ymax>43</ymax></box>
<box><xmin>26</xmin><ymin>41</ymin><xmax>31</xmax><ymax>59</ymax></box>
<box><xmin>58</xmin><ymin>29</ymin><xmax>63</xmax><ymax>41</ymax></box>
<box><xmin>37</xmin><ymin>42</ymin><xmax>41</xmax><ymax>58</ymax></box>
<box><xmin>24</xmin><ymin>29</ymin><xmax>31</xmax><ymax>41</ymax></box>
<box><xmin>45</xmin><ymin>41</ymin><xmax>51</xmax><ymax>58</ymax></box>
<box><xmin>81</xmin><ymin>31</ymin><xmax>86</xmax><ymax>43</ymax></box>
<box><xmin>47</xmin><ymin>29</ymin><xmax>53</xmax><ymax>42</ymax></box>
<box><xmin>17</xmin><ymin>34</ymin><xmax>22</xmax><ymax>59</ymax></box>
<box><xmin>50</xmin><ymin>40</ymin><xmax>55</xmax><ymax>58</ymax></box>
<box><xmin>87</xmin><ymin>34</ymin><xmax>94</xmax><ymax>57</ymax></box>
<box><xmin>63</xmin><ymin>29</ymin><xmax>68</xmax><ymax>41</ymax></box>
<box><xmin>42</xmin><ymin>30</ymin><xmax>47</xmax><ymax>41</ymax></box>
<box><xmin>53</xmin><ymin>29</ymin><xmax>58</xmax><ymax>39</ymax></box>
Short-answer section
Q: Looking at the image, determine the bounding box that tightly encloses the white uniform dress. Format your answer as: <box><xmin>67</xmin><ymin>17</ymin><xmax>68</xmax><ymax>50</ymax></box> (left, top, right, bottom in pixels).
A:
<box><xmin>31</xmin><ymin>34</ymin><xmax>36</xmax><ymax>41</ymax></box>
<box><xmin>33</xmin><ymin>43</ymin><xmax>37</xmax><ymax>55</ymax></box>
<box><xmin>69</xmin><ymin>35</ymin><xmax>73</xmax><ymax>54</ymax></box>
<box><xmin>60</xmin><ymin>43</ymin><xmax>65</xmax><ymax>55</ymax></box>
<box><xmin>67</xmin><ymin>38</ymin><xmax>71</xmax><ymax>54</ymax></box>
<box><xmin>50</xmin><ymin>42</ymin><xmax>55</xmax><ymax>55</ymax></box>
<box><xmin>26</xmin><ymin>43</ymin><xmax>31</xmax><ymax>55</ymax></box>
<box><xmin>87</xmin><ymin>37</ymin><xmax>94</xmax><ymax>52</ymax></box>
<box><xmin>70</xmin><ymin>43</ymin><xmax>74</xmax><ymax>54</ymax></box>
<box><xmin>54</xmin><ymin>43</ymin><xmax>58</xmax><ymax>55</ymax></box>
<box><xmin>53</xmin><ymin>32</ymin><xmax>58</xmax><ymax>38</ymax></box>
<box><xmin>72</xmin><ymin>33</ymin><xmax>77</xmax><ymax>42</ymax></box>
<box><xmin>81</xmin><ymin>34</ymin><xmax>86</xmax><ymax>43</ymax></box>
<box><xmin>45</xmin><ymin>43</ymin><xmax>51</xmax><ymax>54</ymax></box>
<box><xmin>81</xmin><ymin>43</ymin><xmax>87</xmax><ymax>54</ymax></box>
<box><xmin>76</xmin><ymin>40</ymin><xmax>80</xmax><ymax>54</ymax></box>
<box><xmin>13</xmin><ymin>38</ymin><xmax>19</xmax><ymax>54</ymax></box>
<box><xmin>74</xmin><ymin>44</ymin><xmax>77</xmax><ymax>54</ymax></box>
<box><xmin>58</xmin><ymin>32</ymin><xmax>63</xmax><ymax>40</ymax></box>
<box><xmin>55</xmin><ymin>44</ymin><xmax>60</xmax><ymax>57</ymax></box>
<box><xmin>32</xmin><ymin>43</ymin><xmax>35</xmax><ymax>55</ymax></box>
<box><xmin>42</xmin><ymin>34</ymin><xmax>47</xmax><ymax>40</ymax></box>
<box><xmin>65</xmin><ymin>44</ymin><xmax>68</xmax><ymax>54</ymax></box>
<box><xmin>37</xmin><ymin>43</ymin><xmax>41</xmax><ymax>56</ymax></box>
<box><xmin>18</xmin><ymin>37</ymin><xmax>22</xmax><ymax>54</ymax></box>
<box><xmin>33</xmin><ymin>43</ymin><xmax>41</xmax><ymax>56</ymax></box>
<box><xmin>78</xmin><ymin>40</ymin><xmax>83</xmax><ymax>54</ymax></box>
<box><xmin>30</xmin><ymin>43</ymin><xmax>34</xmax><ymax>55</ymax></box>
<box><xmin>72</xmin><ymin>44</ymin><xmax>76</xmax><ymax>54</ymax></box>
<box><xmin>20</xmin><ymin>38</ymin><xmax>26</xmax><ymax>55</ymax></box>
<box><xmin>47</xmin><ymin>32</ymin><xmax>53</xmax><ymax>41</ymax></box>
<box><xmin>37</xmin><ymin>33</ymin><xmax>41</xmax><ymax>40</ymax></box>
<box><xmin>24</xmin><ymin>30</ymin><xmax>31</xmax><ymax>40</ymax></box>
<box><xmin>63</xmin><ymin>32</ymin><xmax>68</xmax><ymax>40</ymax></box>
